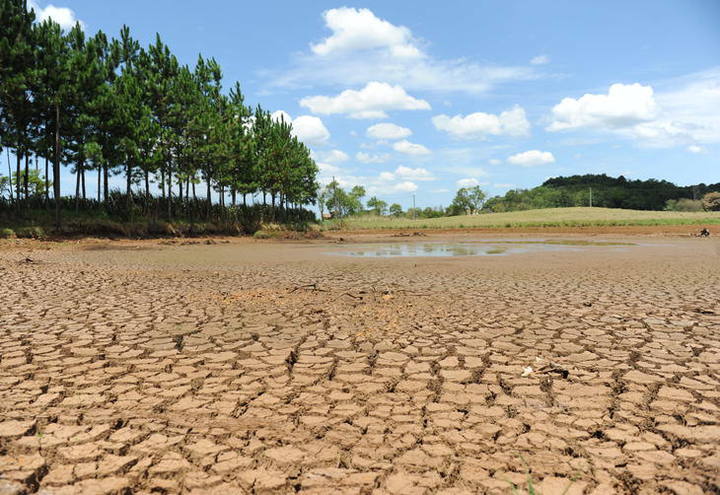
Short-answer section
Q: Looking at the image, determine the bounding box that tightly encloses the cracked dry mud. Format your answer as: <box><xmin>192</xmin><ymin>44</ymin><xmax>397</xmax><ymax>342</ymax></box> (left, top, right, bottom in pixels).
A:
<box><xmin>1</xmin><ymin>235</ymin><xmax>719</xmax><ymax>494</ymax></box>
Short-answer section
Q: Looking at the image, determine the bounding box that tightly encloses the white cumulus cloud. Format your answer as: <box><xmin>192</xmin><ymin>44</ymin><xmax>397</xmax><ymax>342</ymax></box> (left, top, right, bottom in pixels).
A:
<box><xmin>28</xmin><ymin>0</ymin><xmax>83</xmax><ymax>30</ymax></box>
<box><xmin>300</xmin><ymin>81</ymin><xmax>430</xmax><ymax>119</ymax></box>
<box><xmin>547</xmin><ymin>71</ymin><xmax>720</xmax><ymax>148</ymax></box>
<box><xmin>393</xmin><ymin>140</ymin><xmax>431</xmax><ymax>155</ymax></box>
<box><xmin>311</xmin><ymin>7</ymin><xmax>422</xmax><ymax>59</ymax></box>
<box><xmin>271</xmin><ymin>110</ymin><xmax>330</xmax><ymax>145</ymax></box>
<box><xmin>530</xmin><ymin>55</ymin><xmax>550</xmax><ymax>65</ymax></box>
<box><xmin>687</xmin><ymin>145</ymin><xmax>706</xmax><ymax>153</ymax></box>
<box><xmin>394</xmin><ymin>166</ymin><xmax>434</xmax><ymax>181</ymax></box>
<box><xmin>317</xmin><ymin>162</ymin><xmax>340</xmax><ymax>175</ymax></box>
<box><xmin>270</xmin><ymin>8</ymin><xmax>538</xmax><ymax>94</ymax></box>
<box><xmin>432</xmin><ymin>106</ymin><xmax>530</xmax><ymax>139</ymax></box>
<box><xmin>320</xmin><ymin>170</ymin><xmax>419</xmax><ymax>197</ymax></box>
<box><xmin>394</xmin><ymin>181</ymin><xmax>419</xmax><ymax>193</ymax></box>
<box><xmin>314</xmin><ymin>149</ymin><xmax>349</xmax><ymax>163</ymax></box>
<box><xmin>507</xmin><ymin>150</ymin><xmax>556</xmax><ymax>167</ymax></box>
<box><xmin>366</xmin><ymin>122</ymin><xmax>412</xmax><ymax>140</ymax></box>
<box><xmin>547</xmin><ymin>83</ymin><xmax>659</xmax><ymax>131</ymax></box>
<box><xmin>378</xmin><ymin>171</ymin><xmax>396</xmax><ymax>182</ymax></box>
<box><xmin>356</xmin><ymin>152</ymin><xmax>390</xmax><ymax>163</ymax></box>
<box><xmin>456</xmin><ymin>178</ymin><xmax>481</xmax><ymax>187</ymax></box>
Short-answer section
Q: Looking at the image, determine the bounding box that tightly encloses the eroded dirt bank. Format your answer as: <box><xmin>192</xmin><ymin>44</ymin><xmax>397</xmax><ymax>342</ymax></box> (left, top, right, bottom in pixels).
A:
<box><xmin>1</xmin><ymin>235</ymin><xmax>719</xmax><ymax>494</ymax></box>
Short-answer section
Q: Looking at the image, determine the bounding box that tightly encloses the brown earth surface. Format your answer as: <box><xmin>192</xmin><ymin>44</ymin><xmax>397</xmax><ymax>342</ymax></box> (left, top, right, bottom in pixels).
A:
<box><xmin>1</xmin><ymin>233</ymin><xmax>719</xmax><ymax>494</ymax></box>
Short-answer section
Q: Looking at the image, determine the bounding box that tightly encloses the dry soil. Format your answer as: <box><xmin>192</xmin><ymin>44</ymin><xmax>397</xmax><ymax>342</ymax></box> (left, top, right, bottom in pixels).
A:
<box><xmin>0</xmin><ymin>233</ymin><xmax>719</xmax><ymax>494</ymax></box>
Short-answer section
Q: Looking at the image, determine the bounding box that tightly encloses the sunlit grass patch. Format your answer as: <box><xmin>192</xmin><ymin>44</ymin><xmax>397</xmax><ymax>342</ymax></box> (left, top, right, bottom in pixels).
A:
<box><xmin>324</xmin><ymin>207</ymin><xmax>720</xmax><ymax>231</ymax></box>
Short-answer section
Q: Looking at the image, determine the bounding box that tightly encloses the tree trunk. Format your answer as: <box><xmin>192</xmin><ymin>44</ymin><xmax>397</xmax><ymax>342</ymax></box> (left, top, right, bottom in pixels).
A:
<box><xmin>167</xmin><ymin>169</ymin><xmax>172</xmax><ymax>220</ymax></box>
<box><xmin>126</xmin><ymin>163</ymin><xmax>133</xmax><ymax>213</ymax></box>
<box><xmin>97</xmin><ymin>167</ymin><xmax>101</xmax><ymax>202</ymax></box>
<box><xmin>44</xmin><ymin>156</ymin><xmax>49</xmax><ymax>203</ymax></box>
<box><xmin>231</xmin><ymin>188</ymin><xmax>236</xmax><ymax>206</ymax></box>
<box><xmin>16</xmin><ymin>149</ymin><xmax>21</xmax><ymax>200</ymax></box>
<box><xmin>23</xmin><ymin>154</ymin><xmax>29</xmax><ymax>199</ymax></box>
<box><xmin>81</xmin><ymin>167</ymin><xmax>86</xmax><ymax>199</ymax></box>
<box><xmin>5</xmin><ymin>148</ymin><xmax>13</xmax><ymax>202</ymax></box>
<box><xmin>103</xmin><ymin>165</ymin><xmax>108</xmax><ymax>202</ymax></box>
<box><xmin>206</xmin><ymin>178</ymin><xmax>211</xmax><ymax>220</ymax></box>
<box><xmin>53</xmin><ymin>103</ymin><xmax>61</xmax><ymax>225</ymax></box>
<box><xmin>160</xmin><ymin>168</ymin><xmax>165</xmax><ymax>198</ymax></box>
<box><xmin>144</xmin><ymin>170</ymin><xmax>149</xmax><ymax>197</ymax></box>
<box><xmin>75</xmin><ymin>164</ymin><xmax>81</xmax><ymax>211</ymax></box>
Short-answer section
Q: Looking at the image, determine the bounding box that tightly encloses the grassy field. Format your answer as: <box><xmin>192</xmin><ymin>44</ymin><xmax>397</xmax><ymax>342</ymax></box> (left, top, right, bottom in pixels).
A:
<box><xmin>324</xmin><ymin>207</ymin><xmax>720</xmax><ymax>231</ymax></box>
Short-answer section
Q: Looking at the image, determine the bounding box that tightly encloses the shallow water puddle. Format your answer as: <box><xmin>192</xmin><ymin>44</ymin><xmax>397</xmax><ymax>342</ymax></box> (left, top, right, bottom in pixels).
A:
<box><xmin>334</xmin><ymin>242</ymin><xmax>580</xmax><ymax>258</ymax></box>
<box><xmin>332</xmin><ymin>239</ymin><xmax>638</xmax><ymax>258</ymax></box>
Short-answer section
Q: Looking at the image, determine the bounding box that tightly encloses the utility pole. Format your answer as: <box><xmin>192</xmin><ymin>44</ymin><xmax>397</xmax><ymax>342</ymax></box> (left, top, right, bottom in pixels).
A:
<box><xmin>6</xmin><ymin>149</ymin><xmax>13</xmax><ymax>202</ymax></box>
<box><xmin>412</xmin><ymin>194</ymin><xmax>416</xmax><ymax>219</ymax></box>
<box><xmin>332</xmin><ymin>176</ymin><xmax>339</xmax><ymax>218</ymax></box>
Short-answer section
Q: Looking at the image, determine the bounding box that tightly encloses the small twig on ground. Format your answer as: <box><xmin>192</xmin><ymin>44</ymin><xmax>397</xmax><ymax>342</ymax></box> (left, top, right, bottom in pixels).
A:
<box><xmin>333</xmin><ymin>292</ymin><xmax>363</xmax><ymax>302</ymax></box>
<box><xmin>290</xmin><ymin>283</ymin><xmax>327</xmax><ymax>293</ymax></box>
<box><xmin>384</xmin><ymin>288</ymin><xmax>432</xmax><ymax>297</ymax></box>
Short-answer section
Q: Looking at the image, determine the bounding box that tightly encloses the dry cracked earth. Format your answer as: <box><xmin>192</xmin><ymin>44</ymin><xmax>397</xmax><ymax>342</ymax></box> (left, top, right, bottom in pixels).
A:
<box><xmin>0</xmin><ymin>234</ymin><xmax>719</xmax><ymax>494</ymax></box>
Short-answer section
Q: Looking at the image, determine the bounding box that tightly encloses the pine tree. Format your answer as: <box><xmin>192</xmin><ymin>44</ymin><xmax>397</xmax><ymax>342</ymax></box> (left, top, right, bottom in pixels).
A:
<box><xmin>0</xmin><ymin>0</ymin><xmax>37</xmax><ymax>203</ymax></box>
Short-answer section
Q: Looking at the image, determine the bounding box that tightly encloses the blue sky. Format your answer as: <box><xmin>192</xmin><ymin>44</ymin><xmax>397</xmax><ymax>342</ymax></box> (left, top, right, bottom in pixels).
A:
<box><xmin>21</xmin><ymin>1</ymin><xmax>720</xmax><ymax>208</ymax></box>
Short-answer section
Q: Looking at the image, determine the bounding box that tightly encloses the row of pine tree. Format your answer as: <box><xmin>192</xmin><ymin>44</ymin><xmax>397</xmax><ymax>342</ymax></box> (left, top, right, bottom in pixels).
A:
<box><xmin>0</xmin><ymin>0</ymin><xmax>318</xmax><ymax>222</ymax></box>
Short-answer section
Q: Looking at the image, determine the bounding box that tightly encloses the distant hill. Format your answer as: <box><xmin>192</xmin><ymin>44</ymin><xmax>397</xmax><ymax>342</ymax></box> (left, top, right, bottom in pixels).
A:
<box><xmin>484</xmin><ymin>174</ymin><xmax>720</xmax><ymax>212</ymax></box>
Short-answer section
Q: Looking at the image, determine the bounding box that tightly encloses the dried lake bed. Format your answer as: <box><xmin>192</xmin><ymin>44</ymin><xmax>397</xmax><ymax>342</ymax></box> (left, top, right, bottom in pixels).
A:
<box><xmin>1</xmin><ymin>233</ymin><xmax>719</xmax><ymax>494</ymax></box>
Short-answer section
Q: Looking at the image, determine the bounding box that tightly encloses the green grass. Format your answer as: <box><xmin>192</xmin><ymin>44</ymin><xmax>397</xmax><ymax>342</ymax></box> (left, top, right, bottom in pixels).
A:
<box><xmin>324</xmin><ymin>207</ymin><xmax>720</xmax><ymax>231</ymax></box>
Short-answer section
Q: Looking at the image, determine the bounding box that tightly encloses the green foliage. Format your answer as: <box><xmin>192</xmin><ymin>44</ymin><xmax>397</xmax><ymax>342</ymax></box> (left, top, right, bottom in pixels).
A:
<box><xmin>320</xmin><ymin>180</ymin><xmax>365</xmax><ymax>218</ymax></box>
<box><xmin>665</xmin><ymin>198</ymin><xmax>703</xmax><ymax>212</ymax></box>
<box><xmin>0</xmin><ymin>227</ymin><xmax>15</xmax><ymax>238</ymax></box>
<box><xmin>703</xmin><ymin>192</ymin><xmax>720</xmax><ymax>211</ymax></box>
<box><xmin>486</xmin><ymin>174</ymin><xmax>720</xmax><ymax>212</ymax></box>
<box><xmin>15</xmin><ymin>225</ymin><xmax>45</xmax><ymax>239</ymax></box>
<box><xmin>448</xmin><ymin>186</ymin><xmax>486</xmax><ymax>215</ymax></box>
<box><xmin>366</xmin><ymin>196</ymin><xmax>387</xmax><ymax>215</ymax></box>
<box><xmin>0</xmin><ymin>1</ymin><xmax>319</xmax><ymax>226</ymax></box>
<box><xmin>388</xmin><ymin>203</ymin><xmax>403</xmax><ymax>217</ymax></box>
<box><xmin>12</xmin><ymin>168</ymin><xmax>51</xmax><ymax>197</ymax></box>
<box><xmin>0</xmin><ymin>175</ymin><xmax>10</xmax><ymax>197</ymax></box>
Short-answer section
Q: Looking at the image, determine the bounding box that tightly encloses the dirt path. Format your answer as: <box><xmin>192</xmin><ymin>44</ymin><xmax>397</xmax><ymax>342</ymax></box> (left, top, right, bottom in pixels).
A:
<box><xmin>1</xmin><ymin>235</ymin><xmax>719</xmax><ymax>494</ymax></box>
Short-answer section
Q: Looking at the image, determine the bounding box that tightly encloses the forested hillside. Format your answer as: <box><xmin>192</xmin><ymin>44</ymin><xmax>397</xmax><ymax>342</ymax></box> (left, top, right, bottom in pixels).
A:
<box><xmin>484</xmin><ymin>174</ymin><xmax>720</xmax><ymax>212</ymax></box>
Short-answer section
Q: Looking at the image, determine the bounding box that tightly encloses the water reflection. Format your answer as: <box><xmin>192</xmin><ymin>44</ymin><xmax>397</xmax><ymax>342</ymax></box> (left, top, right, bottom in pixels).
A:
<box><xmin>332</xmin><ymin>239</ymin><xmax>638</xmax><ymax>258</ymax></box>
<box><xmin>338</xmin><ymin>243</ymin><xmax>528</xmax><ymax>258</ymax></box>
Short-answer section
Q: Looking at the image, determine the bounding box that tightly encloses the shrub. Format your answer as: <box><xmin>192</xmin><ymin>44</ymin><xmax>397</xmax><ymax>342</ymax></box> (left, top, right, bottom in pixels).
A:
<box><xmin>0</xmin><ymin>228</ymin><xmax>15</xmax><ymax>239</ymax></box>
<box><xmin>148</xmin><ymin>221</ymin><xmax>177</xmax><ymax>236</ymax></box>
<box><xmin>16</xmin><ymin>226</ymin><xmax>45</xmax><ymax>239</ymax></box>
<box><xmin>702</xmin><ymin>192</ymin><xmax>720</xmax><ymax>211</ymax></box>
<box><xmin>665</xmin><ymin>198</ymin><xmax>703</xmax><ymax>212</ymax></box>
